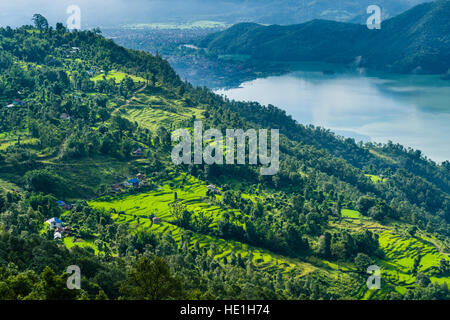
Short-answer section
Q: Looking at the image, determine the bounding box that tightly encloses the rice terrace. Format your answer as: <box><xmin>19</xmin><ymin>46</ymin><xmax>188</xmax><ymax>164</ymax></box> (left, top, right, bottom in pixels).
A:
<box><xmin>0</xmin><ymin>0</ymin><xmax>449</xmax><ymax>307</ymax></box>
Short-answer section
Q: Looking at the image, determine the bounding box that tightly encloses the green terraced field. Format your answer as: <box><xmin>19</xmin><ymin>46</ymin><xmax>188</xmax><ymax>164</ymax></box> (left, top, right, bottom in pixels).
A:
<box><xmin>119</xmin><ymin>89</ymin><xmax>204</xmax><ymax>131</ymax></box>
<box><xmin>64</xmin><ymin>237</ymin><xmax>99</xmax><ymax>254</ymax></box>
<box><xmin>42</xmin><ymin>156</ymin><xmax>134</xmax><ymax>199</ymax></box>
<box><xmin>144</xmin><ymin>221</ymin><xmax>305</xmax><ymax>274</ymax></box>
<box><xmin>363</xmin><ymin>230</ymin><xmax>450</xmax><ymax>298</ymax></box>
<box><xmin>341</xmin><ymin>209</ymin><xmax>362</xmax><ymax>219</ymax></box>
<box><xmin>81</xmin><ymin>174</ymin><xmax>450</xmax><ymax>300</ymax></box>
<box><xmin>88</xmin><ymin>174</ymin><xmax>319</xmax><ymax>277</ymax></box>
<box><xmin>90</xmin><ymin>70</ymin><xmax>146</xmax><ymax>83</ymax></box>
<box><xmin>89</xmin><ymin>174</ymin><xmax>229</xmax><ymax>224</ymax></box>
<box><xmin>378</xmin><ymin>231</ymin><xmax>449</xmax><ymax>276</ymax></box>
<box><xmin>0</xmin><ymin>131</ymin><xmax>39</xmax><ymax>151</ymax></box>
<box><xmin>330</xmin><ymin>216</ymin><xmax>450</xmax><ymax>299</ymax></box>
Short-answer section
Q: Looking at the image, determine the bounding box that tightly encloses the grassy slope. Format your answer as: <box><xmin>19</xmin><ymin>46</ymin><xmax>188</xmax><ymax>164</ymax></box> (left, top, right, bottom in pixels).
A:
<box><xmin>2</xmin><ymin>79</ymin><xmax>448</xmax><ymax>299</ymax></box>
<box><xmin>88</xmin><ymin>170</ymin><xmax>450</xmax><ymax>299</ymax></box>
<box><xmin>1</xmin><ymin>44</ymin><xmax>448</xmax><ymax>300</ymax></box>
<box><xmin>89</xmin><ymin>173</ymin><xmax>315</xmax><ymax>274</ymax></box>
<box><xmin>90</xmin><ymin>70</ymin><xmax>146</xmax><ymax>83</ymax></box>
<box><xmin>119</xmin><ymin>86</ymin><xmax>204</xmax><ymax>131</ymax></box>
<box><xmin>331</xmin><ymin>213</ymin><xmax>450</xmax><ymax>299</ymax></box>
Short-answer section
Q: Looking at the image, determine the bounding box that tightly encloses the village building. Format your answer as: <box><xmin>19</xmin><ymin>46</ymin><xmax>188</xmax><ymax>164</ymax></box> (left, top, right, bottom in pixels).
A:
<box><xmin>207</xmin><ymin>185</ymin><xmax>220</xmax><ymax>194</ymax></box>
<box><xmin>46</xmin><ymin>217</ymin><xmax>63</xmax><ymax>229</ymax></box>
<box><xmin>4</xmin><ymin>99</ymin><xmax>25</xmax><ymax>108</ymax></box>
<box><xmin>110</xmin><ymin>183</ymin><xmax>123</xmax><ymax>194</ymax></box>
<box><xmin>132</xmin><ymin>147</ymin><xmax>144</xmax><ymax>155</ymax></box>
<box><xmin>152</xmin><ymin>217</ymin><xmax>161</xmax><ymax>225</ymax></box>
<box><xmin>57</xmin><ymin>200</ymin><xmax>72</xmax><ymax>210</ymax></box>
<box><xmin>60</xmin><ymin>113</ymin><xmax>71</xmax><ymax>120</ymax></box>
<box><xmin>136</xmin><ymin>173</ymin><xmax>146</xmax><ymax>181</ymax></box>
<box><xmin>12</xmin><ymin>99</ymin><xmax>24</xmax><ymax>106</ymax></box>
<box><xmin>54</xmin><ymin>226</ymin><xmax>71</xmax><ymax>236</ymax></box>
<box><xmin>127</xmin><ymin>178</ymin><xmax>140</xmax><ymax>187</ymax></box>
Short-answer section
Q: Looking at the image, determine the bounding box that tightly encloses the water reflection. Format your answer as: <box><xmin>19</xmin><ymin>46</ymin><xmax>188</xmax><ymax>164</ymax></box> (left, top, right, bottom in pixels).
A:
<box><xmin>215</xmin><ymin>70</ymin><xmax>450</xmax><ymax>162</ymax></box>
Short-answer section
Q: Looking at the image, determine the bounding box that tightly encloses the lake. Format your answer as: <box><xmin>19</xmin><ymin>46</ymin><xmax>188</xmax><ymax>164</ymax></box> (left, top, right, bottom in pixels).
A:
<box><xmin>215</xmin><ymin>64</ymin><xmax>450</xmax><ymax>163</ymax></box>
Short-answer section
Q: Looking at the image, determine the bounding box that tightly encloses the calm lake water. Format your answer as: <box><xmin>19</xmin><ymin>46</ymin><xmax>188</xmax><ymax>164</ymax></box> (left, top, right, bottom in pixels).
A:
<box><xmin>215</xmin><ymin>65</ymin><xmax>450</xmax><ymax>163</ymax></box>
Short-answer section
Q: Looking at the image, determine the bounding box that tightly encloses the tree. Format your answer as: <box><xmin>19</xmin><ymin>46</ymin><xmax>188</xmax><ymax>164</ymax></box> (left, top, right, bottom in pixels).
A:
<box><xmin>192</xmin><ymin>211</ymin><xmax>213</xmax><ymax>234</ymax></box>
<box><xmin>407</xmin><ymin>226</ymin><xmax>418</xmax><ymax>237</ymax></box>
<box><xmin>439</xmin><ymin>259</ymin><xmax>449</xmax><ymax>275</ymax></box>
<box><xmin>354</xmin><ymin>253</ymin><xmax>374</xmax><ymax>273</ymax></box>
<box><xmin>356</xmin><ymin>196</ymin><xmax>377</xmax><ymax>216</ymax></box>
<box><xmin>156</xmin><ymin>126</ymin><xmax>171</xmax><ymax>147</ymax></box>
<box><xmin>415</xmin><ymin>273</ymin><xmax>431</xmax><ymax>287</ymax></box>
<box><xmin>32</xmin><ymin>14</ymin><xmax>49</xmax><ymax>30</ymax></box>
<box><xmin>56</xmin><ymin>22</ymin><xmax>66</xmax><ymax>33</ymax></box>
<box><xmin>112</xmin><ymin>115</ymin><xmax>135</xmax><ymax>138</ymax></box>
<box><xmin>148</xmin><ymin>213</ymin><xmax>156</xmax><ymax>228</ymax></box>
<box><xmin>95</xmin><ymin>289</ymin><xmax>109</xmax><ymax>300</ymax></box>
<box><xmin>41</xmin><ymin>266</ymin><xmax>79</xmax><ymax>300</ymax></box>
<box><xmin>412</xmin><ymin>255</ymin><xmax>421</xmax><ymax>275</ymax></box>
<box><xmin>330</xmin><ymin>241</ymin><xmax>347</xmax><ymax>261</ymax></box>
<box><xmin>169</xmin><ymin>202</ymin><xmax>190</xmax><ymax>228</ymax></box>
<box><xmin>24</xmin><ymin>169</ymin><xmax>66</xmax><ymax>196</ymax></box>
<box><xmin>120</xmin><ymin>256</ymin><xmax>182</xmax><ymax>300</ymax></box>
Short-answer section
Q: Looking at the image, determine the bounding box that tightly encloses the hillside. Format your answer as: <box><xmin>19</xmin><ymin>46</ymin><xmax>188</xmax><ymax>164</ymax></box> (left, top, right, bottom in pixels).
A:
<box><xmin>198</xmin><ymin>0</ymin><xmax>450</xmax><ymax>74</ymax></box>
<box><xmin>0</xmin><ymin>20</ymin><xmax>449</xmax><ymax>300</ymax></box>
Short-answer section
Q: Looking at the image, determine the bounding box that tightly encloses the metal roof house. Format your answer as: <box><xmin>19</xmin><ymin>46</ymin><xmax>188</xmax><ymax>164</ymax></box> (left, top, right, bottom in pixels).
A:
<box><xmin>46</xmin><ymin>217</ymin><xmax>63</xmax><ymax>229</ymax></box>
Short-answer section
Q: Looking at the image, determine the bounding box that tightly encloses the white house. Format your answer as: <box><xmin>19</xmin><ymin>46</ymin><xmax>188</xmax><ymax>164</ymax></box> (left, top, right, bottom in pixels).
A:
<box><xmin>60</xmin><ymin>113</ymin><xmax>71</xmax><ymax>120</ymax></box>
<box><xmin>46</xmin><ymin>217</ymin><xmax>63</xmax><ymax>229</ymax></box>
<box><xmin>207</xmin><ymin>185</ymin><xmax>220</xmax><ymax>194</ymax></box>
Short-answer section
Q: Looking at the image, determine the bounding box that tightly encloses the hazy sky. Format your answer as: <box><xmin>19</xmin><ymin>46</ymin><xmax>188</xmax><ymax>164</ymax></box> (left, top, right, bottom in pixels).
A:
<box><xmin>0</xmin><ymin>0</ymin><xmax>206</xmax><ymax>28</ymax></box>
<box><xmin>0</xmin><ymin>0</ymin><xmax>430</xmax><ymax>28</ymax></box>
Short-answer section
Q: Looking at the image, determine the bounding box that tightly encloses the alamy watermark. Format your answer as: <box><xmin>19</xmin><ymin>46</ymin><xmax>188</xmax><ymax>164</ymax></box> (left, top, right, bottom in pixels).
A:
<box><xmin>67</xmin><ymin>265</ymin><xmax>81</xmax><ymax>290</ymax></box>
<box><xmin>366</xmin><ymin>265</ymin><xmax>381</xmax><ymax>290</ymax></box>
<box><xmin>367</xmin><ymin>5</ymin><xmax>382</xmax><ymax>30</ymax></box>
<box><xmin>67</xmin><ymin>5</ymin><xmax>81</xmax><ymax>30</ymax></box>
<box><xmin>171</xmin><ymin>121</ymin><xmax>279</xmax><ymax>175</ymax></box>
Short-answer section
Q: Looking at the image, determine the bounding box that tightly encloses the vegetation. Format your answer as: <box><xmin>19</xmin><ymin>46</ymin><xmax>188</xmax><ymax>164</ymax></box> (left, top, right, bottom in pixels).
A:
<box><xmin>198</xmin><ymin>0</ymin><xmax>450</xmax><ymax>75</ymax></box>
<box><xmin>0</xmin><ymin>15</ymin><xmax>448</xmax><ymax>300</ymax></box>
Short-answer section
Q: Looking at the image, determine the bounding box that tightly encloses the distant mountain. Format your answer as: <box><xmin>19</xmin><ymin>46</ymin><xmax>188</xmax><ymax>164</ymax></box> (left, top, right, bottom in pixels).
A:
<box><xmin>198</xmin><ymin>0</ymin><xmax>450</xmax><ymax>74</ymax></box>
<box><xmin>0</xmin><ymin>0</ymin><xmax>429</xmax><ymax>28</ymax></box>
<box><xmin>214</xmin><ymin>0</ymin><xmax>430</xmax><ymax>25</ymax></box>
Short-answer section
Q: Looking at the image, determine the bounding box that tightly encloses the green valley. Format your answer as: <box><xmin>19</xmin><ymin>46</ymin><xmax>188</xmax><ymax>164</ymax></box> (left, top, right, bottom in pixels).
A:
<box><xmin>0</xmin><ymin>12</ymin><xmax>449</xmax><ymax>302</ymax></box>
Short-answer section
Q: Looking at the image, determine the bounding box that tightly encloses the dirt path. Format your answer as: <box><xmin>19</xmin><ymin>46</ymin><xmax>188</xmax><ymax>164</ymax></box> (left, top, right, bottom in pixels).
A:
<box><xmin>123</xmin><ymin>83</ymin><xmax>148</xmax><ymax>107</ymax></box>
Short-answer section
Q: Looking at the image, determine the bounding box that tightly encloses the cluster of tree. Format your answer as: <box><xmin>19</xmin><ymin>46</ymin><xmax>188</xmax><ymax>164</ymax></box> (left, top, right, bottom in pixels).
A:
<box><xmin>0</xmin><ymin>189</ymin><xmax>340</xmax><ymax>300</ymax></box>
<box><xmin>316</xmin><ymin>230</ymin><xmax>381</xmax><ymax>261</ymax></box>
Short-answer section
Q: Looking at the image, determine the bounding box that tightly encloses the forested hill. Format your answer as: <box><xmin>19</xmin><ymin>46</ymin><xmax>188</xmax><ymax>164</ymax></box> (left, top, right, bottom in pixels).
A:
<box><xmin>0</xmin><ymin>20</ymin><xmax>449</xmax><ymax>300</ymax></box>
<box><xmin>198</xmin><ymin>0</ymin><xmax>450</xmax><ymax>74</ymax></box>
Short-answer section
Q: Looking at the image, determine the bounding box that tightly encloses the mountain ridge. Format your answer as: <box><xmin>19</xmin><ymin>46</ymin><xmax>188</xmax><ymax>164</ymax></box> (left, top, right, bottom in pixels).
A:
<box><xmin>198</xmin><ymin>0</ymin><xmax>450</xmax><ymax>74</ymax></box>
